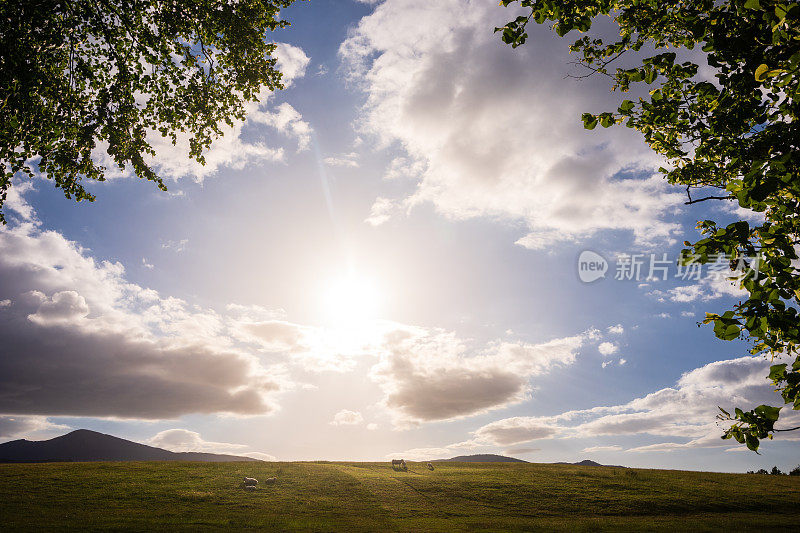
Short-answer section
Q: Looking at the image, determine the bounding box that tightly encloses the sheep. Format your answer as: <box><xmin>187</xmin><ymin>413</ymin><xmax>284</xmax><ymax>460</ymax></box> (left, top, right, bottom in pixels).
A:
<box><xmin>244</xmin><ymin>485</ymin><xmax>257</xmax><ymax>491</ymax></box>
<box><xmin>243</xmin><ymin>477</ymin><xmax>258</xmax><ymax>486</ymax></box>
<box><xmin>264</xmin><ymin>477</ymin><xmax>277</xmax><ymax>484</ymax></box>
<box><xmin>427</xmin><ymin>462</ymin><xmax>435</xmax><ymax>471</ymax></box>
<box><xmin>391</xmin><ymin>459</ymin><xmax>408</xmax><ymax>471</ymax></box>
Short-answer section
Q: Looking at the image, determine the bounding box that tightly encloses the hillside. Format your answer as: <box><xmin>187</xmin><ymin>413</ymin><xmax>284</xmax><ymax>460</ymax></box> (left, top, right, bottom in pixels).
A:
<box><xmin>435</xmin><ymin>453</ymin><xmax>527</xmax><ymax>463</ymax></box>
<box><xmin>555</xmin><ymin>459</ymin><xmax>626</xmax><ymax>468</ymax></box>
<box><xmin>0</xmin><ymin>429</ymin><xmax>258</xmax><ymax>463</ymax></box>
<box><xmin>0</xmin><ymin>461</ymin><xmax>798</xmax><ymax>531</ymax></box>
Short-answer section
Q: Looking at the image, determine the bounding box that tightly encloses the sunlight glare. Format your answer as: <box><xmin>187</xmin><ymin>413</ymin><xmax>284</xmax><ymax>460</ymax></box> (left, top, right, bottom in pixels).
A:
<box><xmin>321</xmin><ymin>274</ymin><xmax>382</xmax><ymax>327</ymax></box>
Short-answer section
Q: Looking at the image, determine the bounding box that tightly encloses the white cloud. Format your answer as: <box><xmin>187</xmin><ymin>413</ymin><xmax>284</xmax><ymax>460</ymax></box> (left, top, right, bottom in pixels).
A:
<box><xmin>618</xmin><ymin>358</ymin><xmax>627</xmax><ymax>366</ymax></box>
<box><xmin>473</xmin><ymin>417</ymin><xmax>559</xmax><ymax>446</ymax></box>
<box><xmin>341</xmin><ymin>0</ymin><xmax>684</xmax><ymax>249</ymax></box>
<box><xmin>250</xmin><ymin>102</ymin><xmax>312</xmax><ymax>152</ymax></box>
<box><xmin>244</xmin><ymin>451</ymin><xmax>278</xmax><ymax>461</ymax></box>
<box><xmin>365</xmin><ymin>197</ymin><xmax>400</xmax><ymax>226</ymax></box>
<box><xmin>367</xmin><ymin>423</ymin><xmax>379</xmax><ymax>430</ymax></box>
<box><xmin>161</xmin><ymin>239</ymin><xmax>188</xmax><ymax>252</ymax></box>
<box><xmin>147</xmin><ymin>429</ymin><xmax>248</xmax><ymax>453</ymax></box>
<box><xmin>467</xmin><ymin>355</ymin><xmax>797</xmax><ymax>450</ymax></box>
<box><xmin>582</xmin><ymin>445</ymin><xmax>623</xmax><ymax>453</ymax></box>
<box><xmin>4</xmin><ymin>181</ymin><xmax>37</xmax><ymax>223</ymax></box>
<box><xmin>142</xmin><ymin>257</ymin><xmax>154</xmax><ymax>269</ymax></box>
<box><xmin>274</xmin><ymin>43</ymin><xmax>311</xmax><ymax>82</ymax></box>
<box><xmin>649</xmin><ymin>275</ymin><xmax>748</xmax><ymax>304</ymax></box>
<box><xmin>324</xmin><ymin>152</ymin><xmax>360</xmax><ymax>168</ymax></box>
<box><xmin>0</xmin><ymin>221</ymin><xmax>288</xmax><ymax>419</ymax></box>
<box><xmin>372</xmin><ymin>326</ymin><xmax>600</xmax><ymax>426</ymax></box>
<box><xmin>598</xmin><ymin>342</ymin><xmax>618</xmax><ymax>356</ymax></box>
<box><xmin>146</xmin><ymin>428</ymin><xmax>276</xmax><ymax>460</ymax></box>
<box><xmin>607</xmin><ymin>324</ymin><xmax>624</xmax><ymax>335</ymax></box>
<box><xmin>330</xmin><ymin>409</ymin><xmax>365</xmax><ymax>426</ymax></box>
<box><xmin>0</xmin><ymin>415</ymin><xmax>69</xmax><ymax>441</ymax></box>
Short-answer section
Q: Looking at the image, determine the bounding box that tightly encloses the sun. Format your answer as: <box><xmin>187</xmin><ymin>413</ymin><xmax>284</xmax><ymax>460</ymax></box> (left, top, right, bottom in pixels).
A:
<box><xmin>321</xmin><ymin>274</ymin><xmax>382</xmax><ymax>326</ymax></box>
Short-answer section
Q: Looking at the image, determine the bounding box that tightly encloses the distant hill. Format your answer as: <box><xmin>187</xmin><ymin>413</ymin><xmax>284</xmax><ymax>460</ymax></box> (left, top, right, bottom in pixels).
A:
<box><xmin>555</xmin><ymin>459</ymin><xmax>625</xmax><ymax>468</ymax></box>
<box><xmin>0</xmin><ymin>429</ymin><xmax>260</xmax><ymax>463</ymax></box>
<box><xmin>434</xmin><ymin>454</ymin><xmax>527</xmax><ymax>463</ymax></box>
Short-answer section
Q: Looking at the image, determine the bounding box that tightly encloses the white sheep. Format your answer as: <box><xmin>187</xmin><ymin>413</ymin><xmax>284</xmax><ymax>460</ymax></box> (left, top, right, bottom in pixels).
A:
<box><xmin>264</xmin><ymin>477</ymin><xmax>277</xmax><ymax>484</ymax></box>
<box><xmin>244</xmin><ymin>485</ymin><xmax>257</xmax><ymax>491</ymax></box>
<box><xmin>243</xmin><ymin>477</ymin><xmax>258</xmax><ymax>486</ymax></box>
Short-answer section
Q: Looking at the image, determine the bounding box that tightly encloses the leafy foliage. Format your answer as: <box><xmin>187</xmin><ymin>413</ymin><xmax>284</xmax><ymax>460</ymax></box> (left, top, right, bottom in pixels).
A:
<box><xmin>0</xmin><ymin>0</ymin><xmax>296</xmax><ymax>222</ymax></box>
<box><xmin>497</xmin><ymin>0</ymin><xmax>800</xmax><ymax>451</ymax></box>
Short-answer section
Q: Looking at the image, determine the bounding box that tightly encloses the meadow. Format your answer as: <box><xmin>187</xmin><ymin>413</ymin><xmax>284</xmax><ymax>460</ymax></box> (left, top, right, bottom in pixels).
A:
<box><xmin>1</xmin><ymin>461</ymin><xmax>799</xmax><ymax>531</ymax></box>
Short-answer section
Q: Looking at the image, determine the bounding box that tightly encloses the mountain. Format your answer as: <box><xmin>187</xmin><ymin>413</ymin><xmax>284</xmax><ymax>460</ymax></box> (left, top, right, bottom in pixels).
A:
<box><xmin>555</xmin><ymin>459</ymin><xmax>625</xmax><ymax>468</ymax></box>
<box><xmin>0</xmin><ymin>429</ymin><xmax>260</xmax><ymax>463</ymax></box>
<box><xmin>434</xmin><ymin>454</ymin><xmax>528</xmax><ymax>463</ymax></box>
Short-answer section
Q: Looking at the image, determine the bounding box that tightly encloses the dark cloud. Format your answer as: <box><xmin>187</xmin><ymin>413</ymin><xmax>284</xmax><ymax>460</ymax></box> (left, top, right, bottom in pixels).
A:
<box><xmin>0</xmin><ymin>225</ymin><xmax>281</xmax><ymax>419</ymax></box>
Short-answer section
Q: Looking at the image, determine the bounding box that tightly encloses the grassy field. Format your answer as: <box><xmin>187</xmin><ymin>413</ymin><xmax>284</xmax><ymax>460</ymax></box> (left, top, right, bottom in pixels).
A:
<box><xmin>1</xmin><ymin>461</ymin><xmax>799</xmax><ymax>531</ymax></box>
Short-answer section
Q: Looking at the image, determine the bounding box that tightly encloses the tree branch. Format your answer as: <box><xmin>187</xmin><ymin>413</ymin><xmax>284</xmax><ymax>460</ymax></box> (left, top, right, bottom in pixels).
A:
<box><xmin>684</xmin><ymin>195</ymin><xmax>730</xmax><ymax>205</ymax></box>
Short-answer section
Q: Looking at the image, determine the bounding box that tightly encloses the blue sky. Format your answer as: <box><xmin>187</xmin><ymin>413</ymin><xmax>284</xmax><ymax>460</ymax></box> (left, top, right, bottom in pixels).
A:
<box><xmin>1</xmin><ymin>0</ymin><xmax>797</xmax><ymax>472</ymax></box>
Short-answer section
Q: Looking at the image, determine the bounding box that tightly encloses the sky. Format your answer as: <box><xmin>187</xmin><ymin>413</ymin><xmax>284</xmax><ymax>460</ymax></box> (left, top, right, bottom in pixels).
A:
<box><xmin>1</xmin><ymin>0</ymin><xmax>798</xmax><ymax>472</ymax></box>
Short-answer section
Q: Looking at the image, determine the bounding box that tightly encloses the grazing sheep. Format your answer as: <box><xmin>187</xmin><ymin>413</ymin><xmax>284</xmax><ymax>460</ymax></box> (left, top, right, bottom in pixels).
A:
<box><xmin>243</xmin><ymin>477</ymin><xmax>258</xmax><ymax>486</ymax></box>
<box><xmin>244</xmin><ymin>485</ymin><xmax>257</xmax><ymax>491</ymax></box>
<box><xmin>391</xmin><ymin>459</ymin><xmax>408</xmax><ymax>471</ymax></box>
<box><xmin>427</xmin><ymin>462</ymin><xmax>435</xmax><ymax>471</ymax></box>
<box><xmin>264</xmin><ymin>477</ymin><xmax>277</xmax><ymax>484</ymax></box>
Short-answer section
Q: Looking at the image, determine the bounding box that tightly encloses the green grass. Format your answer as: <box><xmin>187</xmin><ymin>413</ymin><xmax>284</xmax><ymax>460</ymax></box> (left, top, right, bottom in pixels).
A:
<box><xmin>1</xmin><ymin>461</ymin><xmax>799</xmax><ymax>531</ymax></box>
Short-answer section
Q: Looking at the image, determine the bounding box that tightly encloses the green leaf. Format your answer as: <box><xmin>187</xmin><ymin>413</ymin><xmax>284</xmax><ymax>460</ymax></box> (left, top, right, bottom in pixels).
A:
<box><xmin>721</xmin><ymin>324</ymin><xmax>741</xmax><ymax>340</ymax></box>
<box><xmin>769</xmin><ymin>364</ymin><xmax>788</xmax><ymax>382</ymax></box>
<box><xmin>754</xmin><ymin>404</ymin><xmax>782</xmax><ymax>422</ymax></box>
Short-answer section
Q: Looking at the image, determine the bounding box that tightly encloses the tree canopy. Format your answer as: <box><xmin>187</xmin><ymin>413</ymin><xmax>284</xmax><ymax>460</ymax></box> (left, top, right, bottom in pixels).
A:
<box><xmin>0</xmin><ymin>0</ymin><xmax>296</xmax><ymax>223</ymax></box>
<box><xmin>497</xmin><ymin>0</ymin><xmax>800</xmax><ymax>451</ymax></box>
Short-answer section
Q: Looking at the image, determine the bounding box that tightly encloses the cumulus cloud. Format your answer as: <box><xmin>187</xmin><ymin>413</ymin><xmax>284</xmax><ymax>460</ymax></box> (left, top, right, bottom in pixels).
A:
<box><xmin>147</xmin><ymin>428</ymin><xmax>275</xmax><ymax>460</ymax></box>
<box><xmin>0</xmin><ymin>222</ymin><xmax>287</xmax><ymax>419</ymax></box>
<box><xmin>365</xmin><ymin>197</ymin><xmax>400</xmax><ymax>226</ymax></box>
<box><xmin>3</xmin><ymin>200</ymin><xmax>612</xmax><ymax>425</ymax></box>
<box><xmin>147</xmin><ymin>428</ymin><xmax>248</xmax><ymax>453</ymax></box>
<box><xmin>649</xmin><ymin>275</ymin><xmax>746</xmax><ymax>304</ymax></box>
<box><xmin>0</xmin><ymin>415</ymin><xmax>69</xmax><ymax>441</ymax></box>
<box><xmin>330</xmin><ymin>409</ymin><xmax>364</xmax><ymax>426</ymax></box>
<box><xmin>598</xmin><ymin>342</ymin><xmax>618</xmax><ymax>356</ymax></box>
<box><xmin>467</xmin><ymin>356</ymin><xmax>797</xmax><ymax>450</ymax></box>
<box><xmin>250</xmin><ymin>102</ymin><xmax>312</xmax><ymax>152</ymax></box>
<box><xmin>341</xmin><ymin>0</ymin><xmax>684</xmax><ymax>248</ymax></box>
<box><xmin>473</xmin><ymin>418</ymin><xmax>559</xmax><ymax>446</ymax></box>
<box><xmin>371</xmin><ymin>326</ymin><xmax>601</xmax><ymax>426</ymax></box>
